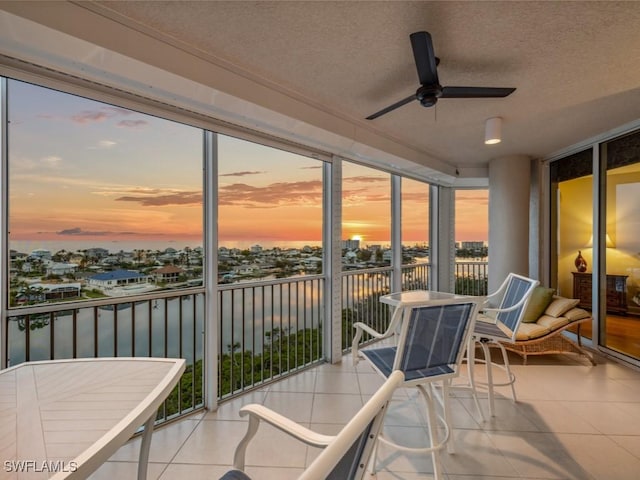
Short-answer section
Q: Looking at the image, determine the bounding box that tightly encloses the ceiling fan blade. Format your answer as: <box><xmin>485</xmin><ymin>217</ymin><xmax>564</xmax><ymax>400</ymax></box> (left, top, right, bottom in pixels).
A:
<box><xmin>441</xmin><ymin>86</ymin><xmax>516</xmax><ymax>98</ymax></box>
<box><xmin>366</xmin><ymin>94</ymin><xmax>416</xmax><ymax>120</ymax></box>
<box><xmin>410</xmin><ymin>31</ymin><xmax>439</xmax><ymax>86</ymax></box>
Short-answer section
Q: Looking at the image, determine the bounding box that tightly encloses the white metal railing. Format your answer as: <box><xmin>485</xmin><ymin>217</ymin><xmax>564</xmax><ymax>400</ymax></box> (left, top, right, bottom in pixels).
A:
<box><xmin>3</xmin><ymin>261</ymin><xmax>488</xmax><ymax>413</ymax></box>
<box><xmin>217</xmin><ymin>275</ymin><xmax>325</xmax><ymax>399</ymax></box>
<box><xmin>5</xmin><ymin>288</ymin><xmax>205</xmax><ymax>423</ymax></box>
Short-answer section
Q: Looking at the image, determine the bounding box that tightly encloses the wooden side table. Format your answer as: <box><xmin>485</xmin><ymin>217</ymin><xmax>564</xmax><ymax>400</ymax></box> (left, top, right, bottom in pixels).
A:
<box><xmin>572</xmin><ymin>272</ymin><xmax>628</xmax><ymax>314</ymax></box>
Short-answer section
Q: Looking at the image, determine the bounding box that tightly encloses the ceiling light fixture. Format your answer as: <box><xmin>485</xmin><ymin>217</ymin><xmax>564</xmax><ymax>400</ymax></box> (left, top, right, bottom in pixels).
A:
<box><xmin>484</xmin><ymin>117</ymin><xmax>502</xmax><ymax>145</ymax></box>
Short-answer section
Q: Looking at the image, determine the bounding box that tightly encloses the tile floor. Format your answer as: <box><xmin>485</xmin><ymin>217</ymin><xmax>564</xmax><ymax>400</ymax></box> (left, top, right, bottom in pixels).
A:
<box><xmin>89</xmin><ymin>349</ymin><xmax>640</xmax><ymax>479</ymax></box>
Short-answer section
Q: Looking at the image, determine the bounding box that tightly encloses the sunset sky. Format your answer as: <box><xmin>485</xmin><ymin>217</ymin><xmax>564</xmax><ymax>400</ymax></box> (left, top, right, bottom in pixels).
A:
<box><xmin>8</xmin><ymin>79</ymin><xmax>487</xmax><ymax>252</ymax></box>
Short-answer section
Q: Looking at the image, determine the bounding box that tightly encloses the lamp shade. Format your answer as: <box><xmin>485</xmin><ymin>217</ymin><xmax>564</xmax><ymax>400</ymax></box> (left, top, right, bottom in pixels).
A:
<box><xmin>484</xmin><ymin>117</ymin><xmax>502</xmax><ymax>145</ymax></box>
<box><xmin>587</xmin><ymin>233</ymin><xmax>615</xmax><ymax>248</ymax></box>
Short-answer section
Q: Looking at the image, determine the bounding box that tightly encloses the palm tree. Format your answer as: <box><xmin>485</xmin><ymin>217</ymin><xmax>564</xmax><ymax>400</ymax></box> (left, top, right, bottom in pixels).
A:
<box><xmin>53</xmin><ymin>249</ymin><xmax>70</xmax><ymax>262</ymax></box>
<box><xmin>133</xmin><ymin>249</ymin><xmax>144</xmax><ymax>264</ymax></box>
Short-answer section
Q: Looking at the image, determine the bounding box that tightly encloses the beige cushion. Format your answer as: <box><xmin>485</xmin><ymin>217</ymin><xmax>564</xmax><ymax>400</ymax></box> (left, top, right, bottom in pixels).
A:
<box><xmin>545</xmin><ymin>296</ymin><xmax>580</xmax><ymax>317</ymax></box>
<box><xmin>536</xmin><ymin>315</ymin><xmax>569</xmax><ymax>331</ymax></box>
<box><xmin>515</xmin><ymin>322</ymin><xmax>551</xmax><ymax>340</ymax></box>
<box><xmin>522</xmin><ymin>286</ymin><xmax>555</xmax><ymax>323</ymax></box>
<box><xmin>564</xmin><ymin>307</ymin><xmax>591</xmax><ymax>322</ymax></box>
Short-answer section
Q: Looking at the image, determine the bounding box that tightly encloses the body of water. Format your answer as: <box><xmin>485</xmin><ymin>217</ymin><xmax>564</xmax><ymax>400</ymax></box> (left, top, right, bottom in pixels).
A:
<box><xmin>10</xmin><ymin>239</ymin><xmax>328</xmax><ymax>255</ymax></box>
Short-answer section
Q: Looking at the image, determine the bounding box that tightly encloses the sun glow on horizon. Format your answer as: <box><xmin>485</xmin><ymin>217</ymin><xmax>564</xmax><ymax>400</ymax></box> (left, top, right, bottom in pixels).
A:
<box><xmin>8</xmin><ymin>79</ymin><xmax>488</xmax><ymax>253</ymax></box>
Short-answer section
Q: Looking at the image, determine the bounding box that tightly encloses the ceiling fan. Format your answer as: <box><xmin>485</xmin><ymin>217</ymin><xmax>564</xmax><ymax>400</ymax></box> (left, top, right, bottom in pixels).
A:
<box><xmin>366</xmin><ymin>31</ymin><xmax>516</xmax><ymax>120</ymax></box>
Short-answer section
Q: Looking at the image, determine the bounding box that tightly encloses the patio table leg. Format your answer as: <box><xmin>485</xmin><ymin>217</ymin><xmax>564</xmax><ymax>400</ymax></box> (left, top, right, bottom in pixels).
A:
<box><xmin>138</xmin><ymin>415</ymin><xmax>155</xmax><ymax>480</ymax></box>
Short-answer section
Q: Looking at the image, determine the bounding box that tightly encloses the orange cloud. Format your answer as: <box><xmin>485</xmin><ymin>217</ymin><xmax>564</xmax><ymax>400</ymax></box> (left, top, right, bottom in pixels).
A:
<box><xmin>219</xmin><ymin>180</ymin><xmax>323</xmax><ymax>207</ymax></box>
<box><xmin>344</xmin><ymin>175</ymin><xmax>388</xmax><ymax>184</ymax></box>
<box><xmin>220</xmin><ymin>171</ymin><xmax>265</xmax><ymax>177</ymax></box>
<box><xmin>115</xmin><ymin>191</ymin><xmax>202</xmax><ymax>206</ymax></box>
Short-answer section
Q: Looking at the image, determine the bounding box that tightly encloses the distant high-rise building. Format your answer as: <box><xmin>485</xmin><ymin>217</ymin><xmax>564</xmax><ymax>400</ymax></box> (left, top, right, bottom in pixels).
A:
<box><xmin>461</xmin><ymin>241</ymin><xmax>485</xmax><ymax>250</ymax></box>
<box><xmin>342</xmin><ymin>239</ymin><xmax>360</xmax><ymax>250</ymax></box>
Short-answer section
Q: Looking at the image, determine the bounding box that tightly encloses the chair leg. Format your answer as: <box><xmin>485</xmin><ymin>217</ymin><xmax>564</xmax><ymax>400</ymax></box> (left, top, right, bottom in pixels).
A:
<box><xmin>478</xmin><ymin>341</ymin><xmax>496</xmax><ymax>417</ymax></box>
<box><xmin>419</xmin><ymin>384</ymin><xmax>445</xmax><ymax>480</ymax></box>
<box><xmin>441</xmin><ymin>380</ymin><xmax>456</xmax><ymax>454</ymax></box>
<box><xmin>496</xmin><ymin>342</ymin><xmax>517</xmax><ymax>402</ymax></box>
<box><xmin>375</xmin><ymin>383</ymin><xmax>451</xmax><ymax>480</ymax></box>
<box><xmin>474</xmin><ymin>340</ymin><xmax>518</xmax><ymax>416</ymax></box>
<box><xmin>464</xmin><ymin>337</ymin><xmax>486</xmax><ymax>422</ymax></box>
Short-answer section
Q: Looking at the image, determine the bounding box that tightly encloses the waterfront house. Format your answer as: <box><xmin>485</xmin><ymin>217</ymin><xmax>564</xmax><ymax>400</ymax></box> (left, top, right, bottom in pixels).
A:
<box><xmin>44</xmin><ymin>261</ymin><xmax>79</xmax><ymax>276</ymax></box>
<box><xmin>28</xmin><ymin>249</ymin><xmax>52</xmax><ymax>261</ymax></box>
<box><xmin>88</xmin><ymin>269</ymin><xmax>149</xmax><ymax>289</ymax></box>
<box><xmin>84</xmin><ymin>247</ymin><xmax>108</xmax><ymax>261</ymax></box>
<box><xmin>152</xmin><ymin>265</ymin><xmax>185</xmax><ymax>284</ymax></box>
<box><xmin>16</xmin><ymin>282</ymin><xmax>81</xmax><ymax>304</ymax></box>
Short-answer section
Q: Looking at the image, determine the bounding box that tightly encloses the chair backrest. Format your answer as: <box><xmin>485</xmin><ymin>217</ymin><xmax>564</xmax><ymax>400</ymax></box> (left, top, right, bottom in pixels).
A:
<box><xmin>299</xmin><ymin>370</ymin><xmax>404</xmax><ymax>480</ymax></box>
<box><xmin>493</xmin><ymin>273</ymin><xmax>539</xmax><ymax>332</ymax></box>
<box><xmin>393</xmin><ymin>301</ymin><xmax>479</xmax><ymax>382</ymax></box>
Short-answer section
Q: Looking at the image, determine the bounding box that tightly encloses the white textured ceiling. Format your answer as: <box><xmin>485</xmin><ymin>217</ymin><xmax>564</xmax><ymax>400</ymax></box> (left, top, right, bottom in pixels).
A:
<box><xmin>2</xmin><ymin>1</ymin><xmax>640</xmax><ymax>177</ymax></box>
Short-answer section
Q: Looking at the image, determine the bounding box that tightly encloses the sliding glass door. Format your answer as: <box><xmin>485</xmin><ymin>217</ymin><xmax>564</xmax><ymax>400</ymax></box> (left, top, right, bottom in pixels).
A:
<box><xmin>550</xmin><ymin>149</ymin><xmax>593</xmax><ymax>304</ymax></box>
<box><xmin>550</xmin><ymin>128</ymin><xmax>640</xmax><ymax>365</ymax></box>
<box><xmin>602</xmin><ymin>131</ymin><xmax>640</xmax><ymax>360</ymax></box>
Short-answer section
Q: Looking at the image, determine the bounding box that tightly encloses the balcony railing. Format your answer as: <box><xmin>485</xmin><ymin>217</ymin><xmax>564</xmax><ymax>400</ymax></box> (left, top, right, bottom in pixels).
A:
<box><xmin>218</xmin><ymin>275</ymin><xmax>325</xmax><ymax>399</ymax></box>
<box><xmin>454</xmin><ymin>261</ymin><xmax>489</xmax><ymax>296</ymax></box>
<box><xmin>341</xmin><ymin>266</ymin><xmax>392</xmax><ymax>351</ymax></box>
<box><xmin>5</xmin><ymin>288</ymin><xmax>205</xmax><ymax>424</ymax></box>
<box><xmin>340</xmin><ymin>263</ymin><xmax>433</xmax><ymax>351</ymax></box>
<box><xmin>401</xmin><ymin>262</ymin><xmax>431</xmax><ymax>291</ymax></box>
<box><xmin>342</xmin><ymin>261</ymin><xmax>488</xmax><ymax>352</ymax></box>
<box><xmin>3</xmin><ymin>260</ymin><xmax>487</xmax><ymax>418</ymax></box>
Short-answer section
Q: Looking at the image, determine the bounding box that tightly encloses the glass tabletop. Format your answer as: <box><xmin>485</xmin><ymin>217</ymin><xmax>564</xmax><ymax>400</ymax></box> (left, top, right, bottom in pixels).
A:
<box><xmin>380</xmin><ymin>290</ymin><xmax>473</xmax><ymax>307</ymax></box>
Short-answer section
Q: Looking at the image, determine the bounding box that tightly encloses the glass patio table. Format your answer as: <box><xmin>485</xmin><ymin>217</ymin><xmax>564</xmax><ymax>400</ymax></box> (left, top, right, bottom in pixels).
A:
<box><xmin>380</xmin><ymin>290</ymin><xmax>474</xmax><ymax>323</ymax></box>
<box><xmin>377</xmin><ymin>289</ymin><xmax>487</xmax><ymax>420</ymax></box>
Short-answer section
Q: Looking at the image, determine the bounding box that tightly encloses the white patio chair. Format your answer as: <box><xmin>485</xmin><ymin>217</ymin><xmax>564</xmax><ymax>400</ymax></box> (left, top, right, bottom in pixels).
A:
<box><xmin>220</xmin><ymin>370</ymin><xmax>404</xmax><ymax>480</ymax></box>
<box><xmin>469</xmin><ymin>272</ymin><xmax>539</xmax><ymax>416</ymax></box>
<box><xmin>353</xmin><ymin>300</ymin><xmax>480</xmax><ymax>480</ymax></box>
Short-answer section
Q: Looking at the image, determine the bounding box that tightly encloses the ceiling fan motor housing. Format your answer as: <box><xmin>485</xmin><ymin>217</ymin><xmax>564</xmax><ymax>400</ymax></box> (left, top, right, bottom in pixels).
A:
<box><xmin>417</xmin><ymin>85</ymin><xmax>442</xmax><ymax>107</ymax></box>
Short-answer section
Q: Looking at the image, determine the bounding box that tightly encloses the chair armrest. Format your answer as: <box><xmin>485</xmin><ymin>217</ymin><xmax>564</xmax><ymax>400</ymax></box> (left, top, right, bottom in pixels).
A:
<box><xmin>240</xmin><ymin>404</ymin><xmax>335</xmax><ymax>446</ymax></box>
<box><xmin>351</xmin><ymin>321</ymin><xmax>395</xmax><ymax>364</ymax></box>
<box><xmin>353</xmin><ymin>321</ymin><xmax>392</xmax><ymax>340</ymax></box>
<box><xmin>233</xmin><ymin>404</ymin><xmax>335</xmax><ymax>470</ymax></box>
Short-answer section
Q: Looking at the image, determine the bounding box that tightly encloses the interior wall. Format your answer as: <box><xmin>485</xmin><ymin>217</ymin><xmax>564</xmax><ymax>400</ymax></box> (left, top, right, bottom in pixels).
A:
<box><xmin>557</xmin><ymin>177</ymin><xmax>593</xmax><ymax>297</ymax></box>
<box><xmin>607</xmin><ymin>170</ymin><xmax>640</xmax><ymax>315</ymax></box>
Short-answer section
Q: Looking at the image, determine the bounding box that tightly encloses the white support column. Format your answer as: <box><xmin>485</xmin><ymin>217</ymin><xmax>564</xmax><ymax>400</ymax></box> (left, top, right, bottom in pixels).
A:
<box><xmin>488</xmin><ymin>155</ymin><xmax>531</xmax><ymax>292</ymax></box>
<box><xmin>391</xmin><ymin>175</ymin><xmax>402</xmax><ymax>293</ymax></box>
<box><xmin>326</xmin><ymin>157</ymin><xmax>342</xmax><ymax>364</ymax></box>
<box><xmin>204</xmin><ymin>131</ymin><xmax>218</xmax><ymax>410</ymax></box>
<box><xmin>432</xmin><ymin>185</ymin><xmax>455</xmax><ymax>292</ymax></box>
